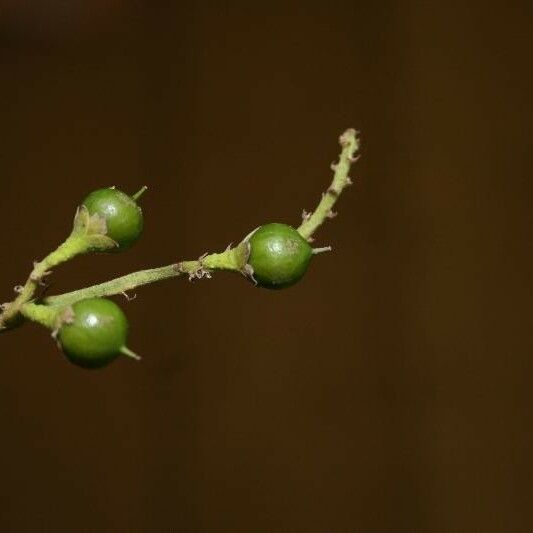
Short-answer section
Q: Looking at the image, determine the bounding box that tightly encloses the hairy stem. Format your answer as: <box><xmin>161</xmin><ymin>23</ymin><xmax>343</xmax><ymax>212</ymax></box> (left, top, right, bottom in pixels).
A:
<box><xmin>0</xmin><ymin>235</ymin><xmax>92</xmax><ymax>331</ymax></box>
<box><xmin>0</xmin><ymin>203</ymin><xmax>119</xmax><ymax>332</ymax></box>
<box><xmin>43</xmin><ymin>242</ymin><xmax>250</xmax><ymax>308</ymax></box>
<box><xmin>45</xmin><ymin>265</ymin><xmax>180</xmax><ymax>307</ymax></box>
<box><xmin>297</xmin><ymin>128</ymin><xmax>359</xmax><ymax>240</ymax></box>
<box><xmin>20</xmin><ymin>302</ymin><xmax>65</xmax><ymax>330</ymax></box>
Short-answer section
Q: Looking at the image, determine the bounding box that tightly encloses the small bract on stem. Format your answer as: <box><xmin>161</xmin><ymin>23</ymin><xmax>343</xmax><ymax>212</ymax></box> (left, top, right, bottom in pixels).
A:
<box><xmin>0</xmin><ymin>129</ymin><xmax>360</xmax><ymax>368</ymax></box>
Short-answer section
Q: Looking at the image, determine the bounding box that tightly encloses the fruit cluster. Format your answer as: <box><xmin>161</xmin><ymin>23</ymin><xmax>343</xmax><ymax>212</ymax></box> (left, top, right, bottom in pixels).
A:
<box><xmin>0</xmin><ymin>129</ymin><xmax>359</xmax><ymax>370</ymax></box>
<box><xmin>66</xmin><ymin>187</ymin><xmax>323</xmax><ymax>368</ymax></box>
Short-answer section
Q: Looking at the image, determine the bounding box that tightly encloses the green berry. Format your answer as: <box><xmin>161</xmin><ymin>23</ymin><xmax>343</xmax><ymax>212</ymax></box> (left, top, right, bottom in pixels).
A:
<box><xmin>248</xmin><ymin>223</ymin><xmax>313</xmax><ymax>289</ymax></box>
<box><xmin>82</xmin><ymin>187</ymin><xmax>145</xmax><ymax>251</ymax></box>
<box><xmin>58</xmin><ymin>298</ymin><xmax>135</xmax><ymax>369</ymax></box>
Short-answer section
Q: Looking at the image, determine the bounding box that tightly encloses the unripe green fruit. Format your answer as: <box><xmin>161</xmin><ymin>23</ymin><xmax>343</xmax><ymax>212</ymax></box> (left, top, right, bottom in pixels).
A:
<box><xmin>248</xmin><ymin>223</ymin><xmax>313</xmax><ymax>289</ymax></box>
<box><xmin>82</xmin><ymin>187</ymin><xmax>144</xmax><ymax>251</ymax></box>
<box><xmin>58</xmin><ymin>298</ymin><xmax>129</xmax><ymax>369</ymax></box>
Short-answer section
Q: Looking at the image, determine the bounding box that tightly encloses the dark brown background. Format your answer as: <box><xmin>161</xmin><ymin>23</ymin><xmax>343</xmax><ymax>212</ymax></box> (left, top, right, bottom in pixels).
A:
<box><xmin>1</xmin><ymin>2</ymin><xmax>532</xmax><ymax>532</ymax></box>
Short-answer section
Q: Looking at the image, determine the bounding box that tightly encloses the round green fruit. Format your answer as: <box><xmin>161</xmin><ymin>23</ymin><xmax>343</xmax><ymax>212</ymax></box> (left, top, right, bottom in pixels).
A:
<box><xmin>248</xmin><ymin>223</ymin><xmax>313</xmax><ymax>289</ymax></box>
<box><xmin>82</xmin><ymin>187</ymin><xmax>144</xmax><ymax>251</ymax></box>
<box><xmin>58</xmin><ymin>298</ymin><xmax>131</xmax><ymax>369</ymax></box>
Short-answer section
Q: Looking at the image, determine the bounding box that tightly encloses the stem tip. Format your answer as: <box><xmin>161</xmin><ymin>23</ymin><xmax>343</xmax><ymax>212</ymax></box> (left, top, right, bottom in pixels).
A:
<box><xmin>312</xmin><ymin>246</ymin><xmax>332</xmax><ymax>255</ymax></box>
<box><xmin>120</xmin><ymin>346</ymin><xmax>141</xmax><ymax>361</ymax></box>
<box><xmin>131</xmin><ymin>186</ymin><xmax>148</xmax><ymax>202</ymax></box>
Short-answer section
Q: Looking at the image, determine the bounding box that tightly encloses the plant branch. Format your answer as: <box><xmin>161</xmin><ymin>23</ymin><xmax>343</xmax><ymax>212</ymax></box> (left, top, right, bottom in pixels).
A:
<box><xmin>1</xmin><ymin>129</ymin><xmax>359</xmax><ymax>334</ymax></box>
<box><xmin>43</xmin><ymin>241</ymin><xmax>250</xmax><ymax>308</ymax></box>
<box><xmin>0</xmin><ymin>235</ymin><xmax>91</xmax><ymax>332</ymax></box>
<box><xmin>297</xmin><ymin>128</ymin><xmax>359</xmax><ymax>241</ymax></box>
<box><xmin>0</xmin><ymin>207</ymin><xmax>117</xmax><ymax>332</ymax></box>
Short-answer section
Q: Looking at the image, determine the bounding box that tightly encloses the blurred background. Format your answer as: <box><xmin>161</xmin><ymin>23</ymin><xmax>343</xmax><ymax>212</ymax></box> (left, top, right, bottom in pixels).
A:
<box><xmin>0</xmin><ymin>2</ymin><xmax>532</xmax><ymax>532</ymax></box>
